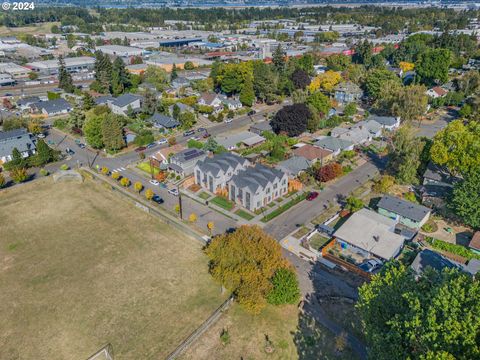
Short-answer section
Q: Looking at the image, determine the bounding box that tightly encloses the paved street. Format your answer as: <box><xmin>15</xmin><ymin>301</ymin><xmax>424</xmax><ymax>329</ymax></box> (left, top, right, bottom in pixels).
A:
<box><xmin>416</xmin><ymin>110</ymin><xmax>456</xmax><ymax>139</ymax></box>
<box><xmin>264</xmin><ymin>158</ymin><xmax>384</xmax><ymax>240</ymax></box>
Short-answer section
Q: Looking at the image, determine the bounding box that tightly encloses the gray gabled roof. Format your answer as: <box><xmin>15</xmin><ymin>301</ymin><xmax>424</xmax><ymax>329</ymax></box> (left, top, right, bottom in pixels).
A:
<box><xmin>148</xmin><ymin>113</ymin><xmax>180</xmax><ymax>128</ymax></box>
<box><xmin>229</xmin><ymin>164</ymin><xmax>285</xmax><ymax>193</ymax></box>
<box><xmin>377</xmin><ymin>195</ymin><xmax>431</xmax><ymax>222</ymax></box>
<box><xmin>197</xmin><ymin>152</ymin><xmax>246</xmax><ymax>177</ymax></box>
<box><xmin>171</xmin><ymin>148</ymin><xmax>206</xmax><ymax>164</ymax></box>
<box><xmin>37</xmin><ymin>98</ymin><xmax>72</xmax><ymax>114</ymax></box>
<box><xmin>0</xmin><ymin>128</ymin><xmax>35</xmax><ymax>158</ymax></box>
<box><xmin>94</xmin><ymin>95</ymin><xmax>114</xmax><ymax>105</ymax></box>
<box><xmin>366</xmin><ymin>115</ymin><xmax>398</xmax><ymax>126</ymax></box>
<box><xmin>112</xmin><ymin>93</ymin><xmax>142</xmax><ymax>108</ymax></box>
<box><xmin>411</xmin><ymin>249</ymin><xmax>459</xmax><ymax>275</ymax></box>
<box><xmin>277</xmin><ymin>156</ymin><xmax>311</xmax><ymax>175</ymax></box>
<box><xmin>313</xmin><ymin>136</ymin><xmax>354</xmax><ymax>152</ymax></box>
<box><xmin>17</xmin><ymin>96</ymin><xmax>40</xmax><ymax>106</ymax></box>
<box><xmin>334</xmin><ymin>81</ymin><xmax>362</xmax><ymax>94</ymax></box>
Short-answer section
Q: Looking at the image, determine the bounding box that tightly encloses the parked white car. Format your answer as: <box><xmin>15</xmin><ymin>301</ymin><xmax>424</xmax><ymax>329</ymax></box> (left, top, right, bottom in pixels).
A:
<box><xmin>157</xmin><ymin>138</ymin><xmax>167</xmax><ymax>145</ymax></box>
<box><xmin>168</xmin><ymin>188</ymin><xmax>179</xmax><ymax>196</ymax></box>
<box><xmin>149</xmin><ymin>179</ymin><xmax>160</xmax><ymax>186</ymax></box>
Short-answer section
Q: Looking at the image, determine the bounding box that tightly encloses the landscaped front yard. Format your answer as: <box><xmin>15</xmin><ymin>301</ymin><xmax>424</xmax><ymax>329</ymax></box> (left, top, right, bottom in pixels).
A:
<box><xmin>137</xmin><ymin>161</ymin><xmax>160</xmax><ymax>175</ymax></box>
<box><xmin>235</xmin><ymin>209</ymin><xmax>254</xmax><ymax>220</ymax></box>
<box><xmin>211</xmin><ymin>196</ymin><xmax>234</xmax><ymax>211</ymax></box>
<box><xmin>0</xmin><ymin>179</ymin><xmax>225</xmax><ymax>359</ymax></box>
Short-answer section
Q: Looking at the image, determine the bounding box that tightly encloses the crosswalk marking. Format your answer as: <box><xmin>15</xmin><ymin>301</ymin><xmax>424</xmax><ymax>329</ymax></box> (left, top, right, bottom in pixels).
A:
<box><xmin>120</xmin><ymin>167</ymin><xmax>126</xmax><ymax>171</ymax></box>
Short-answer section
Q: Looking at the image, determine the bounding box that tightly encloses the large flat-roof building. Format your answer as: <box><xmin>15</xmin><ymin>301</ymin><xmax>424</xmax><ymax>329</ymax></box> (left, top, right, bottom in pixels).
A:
<box><xmin>26</xmin><ymin>56</ymin><xmax>95</xmax><ymax>75</ymax></box>
<box><xmin>96</xmin><ymin>45</ymin><xmax>143</xmax><ymax>57</ymax></box>
<box><xmin>0</xmin><ymin>62</ymin><xmax>31</xmax><ymax>78</ymax></box>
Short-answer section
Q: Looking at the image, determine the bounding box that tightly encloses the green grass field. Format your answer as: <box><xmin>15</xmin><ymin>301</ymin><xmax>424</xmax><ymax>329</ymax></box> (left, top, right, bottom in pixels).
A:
<box><xmin>137</xmin><ymin>161</ymin><xmax>160</xmax><ymax>175</ymax></box>
<box><xmin>0</xmin><ymin>178</ymin><xmax>225</xmax><ymax>359</ymax></box>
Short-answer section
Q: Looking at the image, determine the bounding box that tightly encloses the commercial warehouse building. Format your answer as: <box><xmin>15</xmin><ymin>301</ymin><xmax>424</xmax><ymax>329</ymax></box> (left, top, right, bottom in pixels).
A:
<box><xmin>26</xmin><ymin>56</ymin><xmax>95</xmax><ymax>76</ymax></box>
<box><xmin>96</xmin><ymin>45</ymin><xmax>143</xmax><ymax>57</ymax></box>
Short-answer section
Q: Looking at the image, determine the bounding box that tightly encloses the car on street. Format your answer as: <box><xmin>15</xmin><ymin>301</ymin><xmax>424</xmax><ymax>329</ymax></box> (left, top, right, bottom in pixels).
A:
<box><xmin>149</xmin><ymin>179</ymin><xmax>160</xmax><ymax>186</ymax></box>
<box><xmin>37</xmin><ymin>133</ymin><xmax>46</xmax><ymax>139</ymax></box>
<box><xmin>152</xmin><ymin>195</ymin><xmax>163</xmax><ymax>204</ymax></box>
<box><xmin>168</xmin><ymin>188</ymin><xmax>179</xmax><ymax>196</ymax></box>
<box><xmin>224</xmin><ymin>118</ymin><xmax>233</xmax><ymax>123</ymax></box>
<box><xmin>197</xmin><ymin>127</ymin><xmax>207</xmax><ymax>133</ymax></box>
<box><xmin>190</xmin><ymin>136</ymin><xmax>200</xmax><ymax>141</ymax></box>
<box><xmin>248</xmin><ymin>110</ymin><xmax>256</xmax><ymax>116</ymax></box>
<box><xmin>78</xmin><ymin>143</ymin><xmax>86</xmax><ymax>149</ymax></box>
<box><xmin>202</xmin><ymin>132</ymin><xmax>211</xmax><ymax>138</ymax></box>
<box><xmin>359</xmin><ymin>259</ymin><xmax>383</xmax><ymax>273</ymax></box>
<box><xmin>306</xmin><ymin>191</ymin><xmax>319</xmax><ymax>201</ymax></box>
<box><xmin>183</xmin><ymin>130</ymin><xmax>195</xmax><ymax>137</ymax></box>
<box><xmin>135</xmin><ymin>146</ymin><xmax>146</xmax><ymax>152</ymax></box>
<box><xmin>65</xmin><ymin>148</ymin><xmax>75</xmax><ymax>156</ymax></box>
<box><xmin>146</xmin><ymin>143</ymin><xmax>156</xmax><ymax>149</ymax></box>
<box><xmin>157</xmin><ymin>138</ymin><xmax>167</xmax><ymax>145</ymax></box>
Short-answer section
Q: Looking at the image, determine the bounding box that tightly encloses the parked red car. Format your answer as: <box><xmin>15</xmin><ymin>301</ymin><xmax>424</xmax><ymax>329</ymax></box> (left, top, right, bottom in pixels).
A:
<box><xmin>135</xmin><ymin>146</ymin><xmax>146</xmax><ymax>152</ymax></box>
<box><xmin>306</xmin><ymin>191</ymin><xmax>319</xmax><ymax>201</ymax></box>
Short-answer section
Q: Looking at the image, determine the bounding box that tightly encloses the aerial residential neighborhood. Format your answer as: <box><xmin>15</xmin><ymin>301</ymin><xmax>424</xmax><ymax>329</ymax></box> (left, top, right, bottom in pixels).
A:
<box><xmin>1</xmin><ymin>2</ymin><xmax>480</xmax><ymax>360</ymax></box>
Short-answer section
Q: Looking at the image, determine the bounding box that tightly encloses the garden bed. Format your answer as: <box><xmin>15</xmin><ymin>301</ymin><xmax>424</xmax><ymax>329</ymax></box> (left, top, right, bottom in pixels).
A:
<box><xmin>235</xmin><ymin>209</ymin><xmax>254</xmax><ymax>221</ymax></box>
<box><xmin>261</xmin><ymin>193</ymin><xmax>307</xmax><ymax>223</ymax></box>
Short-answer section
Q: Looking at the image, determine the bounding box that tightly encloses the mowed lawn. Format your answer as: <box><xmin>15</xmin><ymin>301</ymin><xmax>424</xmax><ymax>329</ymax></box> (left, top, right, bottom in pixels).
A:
<box><xmin>0</xmin><ymin>179</ymin><xmax>225</xmax><ymax>360</ymax></box>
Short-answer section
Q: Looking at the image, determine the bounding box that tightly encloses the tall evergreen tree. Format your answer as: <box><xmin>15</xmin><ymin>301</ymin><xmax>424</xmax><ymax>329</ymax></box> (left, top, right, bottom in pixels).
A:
<box><xmin>82</xmin><ymin>92</ymin><xmax>95</xmax><ymax>111</ymax></box>
<box><xmin>171</xmin><ymin>63</ymin><xmax>178</xmax><ymax>81</ymax></box>
<box><xmin>272</xmin><ymin>44</ymin><xmax>286</xmax><ymax>72</ymax></box>
<box><xmin>58</xmin><ymin>55</ymin><xmax>74</xmax><ymax>93</ymax></box>
<box><xmin>239</xmin><ymin>75</ymin><xmax>255</xmax><ymax>106</ymax></box>
<box><xmin>101</xmin><ymin>114</ymin><xmax>125</xmax><ymax>151</ymax></box>
<box><xmin>111</xmin><ymin>57</ymin><xmax>129</xmax><ymax>96</ymax></box>
<box><xmin>93</xmin><ymin>51</ymin><xmax>112</xmax><ymax>94</ymax></box>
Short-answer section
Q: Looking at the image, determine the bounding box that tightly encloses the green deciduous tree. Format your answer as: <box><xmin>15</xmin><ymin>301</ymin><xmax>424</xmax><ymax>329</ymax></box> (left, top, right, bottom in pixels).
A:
<box><xmin>326</xmin><ymin>53</ymin><xmax>351</xmax><ymax>71</ymax></box>
<box><xmin>306</xmin><ymin>91</ymin><xmax>330</xmax><ymax>117</ymax></box>
<box><xmin>266</xmin><ymin>268</ymin><xmax>300</xmax><ymax>305</ymax></box>
<box><xmin>416</xmin><ymin>48</ymin><xmax>452</xmax><ymax>85</ymax></box>
<box><xmin>430</xmin><ymin>119</ymin><xmax>480</xmax><ymax>175</ymax></box>
<box><xmin>204</xmin><ymin>225</ymin><xmax>295</xmax><ymax>313</ymax></box>
<box><xmin>365</xmin><ymin>69</ymin><xmax>401</xmax><ymax>99</ymax></box>
<box><xmin>450</xmin><ymin>168</ymin><xmax>480</xmax><ymax>229</ymax></box>
<box><xmin>357</xmin><ymin>263</ymin><xmax>480</xmax><ymax>360</ymax></box>
<box><xmin>388</xmin><ymin>126</ymin><xmax>425</xmax><ymax>184</ymax></box>
<box><xmin>345</xmin><ymin>196</ymin><xmax>364</xmax><ymax>212</ymax></box>
<box><xmin>376</xmin><ymin>82</ymin><xmax>428</xmax><ymax>121</ymax></box>
<box><xmin>83</xmin><ymin>114</ymin><xmax>104</xmax><ymax>149</ymax></box>
<box><xmin>10</xmin><ymin>167</ymin><xmax>28</xmax><ymax>183</ymax></box>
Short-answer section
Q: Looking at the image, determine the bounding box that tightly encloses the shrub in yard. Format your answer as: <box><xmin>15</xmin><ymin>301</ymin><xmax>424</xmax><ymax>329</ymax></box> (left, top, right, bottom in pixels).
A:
<box><xmin>156</xmin><ymin>171</ymin><xmax>167</xmax><ymax>182</ymax></box>
<box><xmin>60</xmin><ymin>164</ymin><xmax>69</xmax><ymax>171</ymax></box>
<box><xmin>421</xmin><ymin>221</ymin><xmax>438</xmax><ymax>233</ymax></box>
<box><xmin>345</xmin><ymin>196</ymin><xmax>364</xmax><ymax>212</ymax></box>
<box><xmin>189</xmin><ymin>213</ymin><xmax>197</xmax><ymax>223</ymax></box>
<box><xmin>266</xmin><ymin>268</ymin><xmax>300</xmax><ymax>305</ymax></box>
<box><xmin>10</xmin><ymin>168</ymin><xmax>28</xmax><ymax>183</ymax></box>
<box><xmin>39</xmin><ymin>168</ymin><xmax>49</xmax><ymax>176</ymax></box>
<box><xmin>120</xmin><ymin>177</ymin><xmax>130</xmax><ymax>187</ymax></box>
<box><xmin>0</xmin><ymin>172</ymin><xmax>5</xmax><ymax>188</ymax></box>
<box><xmin>315</xmin><ymin>162</ymin><xmax>343</xmax><ymax>182</ymax></box>
<box><xmin>168</xmin><ymin>136</ymin><xmax>176</xmax><ymax>146</ymax></box>
<box><xmin>373</xmin><ymin>175</ymin><xmax>395</xmax><ymax>194</ymax></box>
<box><xmin>145</xmin><ymin>188</ymin><xmax>154</xmax><ymax>200</ymax></box>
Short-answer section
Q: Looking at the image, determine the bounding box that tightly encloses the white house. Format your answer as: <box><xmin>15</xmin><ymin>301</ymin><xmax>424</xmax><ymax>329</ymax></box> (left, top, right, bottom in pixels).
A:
<box><xmin>198</xmin><ymin>92</ymin><xmax>222</xmax><ymax>111</ymax></box>
<box><xmin>0</xmin><ymin>128</ymin><xmax>36</xmax><ymax>163</ymax></box>
<box><xmin>228</xmin><ymin>164</ymin><xmax>288</xmax><ymax>211</ymax></box>
<box><xmin>426</xmin><ymin>86</ymin><xmax>448</xmax><ymax>98</ymax></box>
<box><xmin>366</xmin><ymin>115</ymin><xmax>400</xmax><ymax>131</ymax></box>
<box><xmin>333</xmin><ymin>208</ymin><xmax>406</xmax><ymax>262</ymax></box>
<box><xmin>109</xmin><ymin>94</ymin><xmax>142</xmax><ymax>116</ymax></box>
<box><xmin>194</xmin><ymin>152</ymin><xmax>249</xmax><ymax>193</ymax></box>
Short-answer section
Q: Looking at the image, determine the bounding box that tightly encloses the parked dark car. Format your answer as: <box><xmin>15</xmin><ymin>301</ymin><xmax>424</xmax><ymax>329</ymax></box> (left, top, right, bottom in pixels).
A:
<box><xmin>202</xmin><ymin>132</ymin><xmax>211</xmax><ymax>138</ymax></box>
<box><xmin>65</xmin><ymin>148</ymin><xmax>75</xmax><ymax>156</ymax></box>
<box><xmin>306</xmin><ymin>191</ymin><xmax>319</xmax><ymax>201</ymax></box>
<box><xmin>146</xmin><ymin>143</ymin><xmax>156</xmax><ymax>149</ymax></box>
<box><xmin>77</xmin><ymin>143</ymin><xmax>86</xmax><ymax>149</ymax></box>
<box><xmin>152</xmin><ymin>195</ymin><xmax>163</xmax><ymax>204</ymax></box>
<box><xmin>183</xmin><ymin>130</ymin><xmax>195</xmax><ymax>137</ymax></box>
<box><xmin>248</xmin><ymin>110</ymin><xmax>256</xmax><ymax>116</ymax></box>
<box><xmin>135</xmin><ymin>146</ymin><xmax>146</xmax><ymax>152</ymax></box>
<box><xmin>197</xmin><ymin>127</ymin><xmax>207</xmax><ymax>133</ymax></box>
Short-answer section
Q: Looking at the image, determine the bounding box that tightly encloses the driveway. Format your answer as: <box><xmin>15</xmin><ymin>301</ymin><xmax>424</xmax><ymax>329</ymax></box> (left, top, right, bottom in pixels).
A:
<box><xmin>416</xmin><ymin>110</ymin><xmax>457</xmax><ymax>139</ymax></box>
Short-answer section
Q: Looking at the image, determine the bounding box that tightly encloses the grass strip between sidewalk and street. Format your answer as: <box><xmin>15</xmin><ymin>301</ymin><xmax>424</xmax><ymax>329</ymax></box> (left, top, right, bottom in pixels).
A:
<box><xmin>261</xmin><ymin>193</ymin><xmax>307</xmax><ymax>223</ymax></box>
